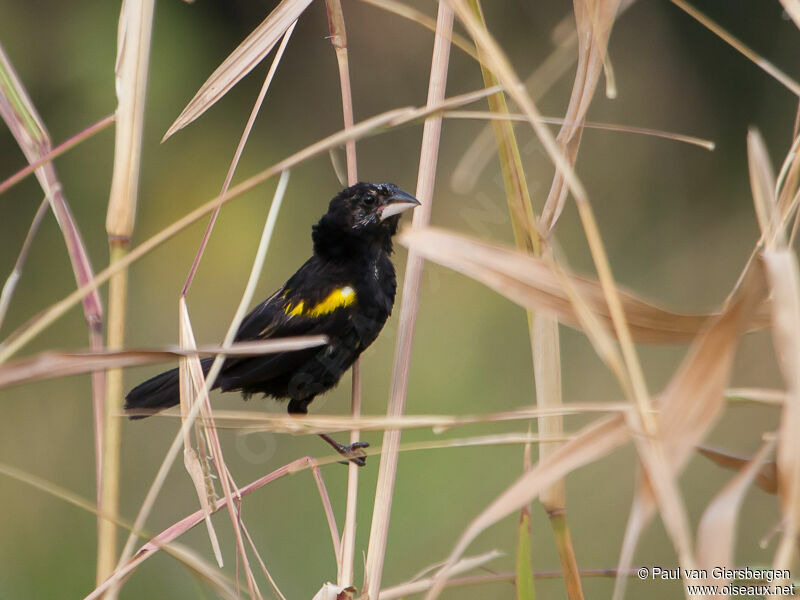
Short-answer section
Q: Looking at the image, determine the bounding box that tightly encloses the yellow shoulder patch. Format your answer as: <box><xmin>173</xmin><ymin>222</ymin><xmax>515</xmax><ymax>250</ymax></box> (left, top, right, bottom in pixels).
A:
<box><xmin>285</xmin><ymin>286</ymin><xmax>356</xmax><ymax>317</ymax></box>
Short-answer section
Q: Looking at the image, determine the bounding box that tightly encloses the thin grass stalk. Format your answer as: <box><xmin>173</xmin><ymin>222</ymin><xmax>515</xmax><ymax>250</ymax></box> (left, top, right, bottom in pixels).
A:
<box><xmin>98</xmin><ymin>1</ymin><xmax>154</xmax><ymax>592</ymax></box>
<box><xmin>0</xmin><ymin>114</ymin><xmax>115</xmax><ymax>196</ymax></box>
<box><xmin>324</xmin><ymin>0</ymin><xmax>361</xmax><ymax>588</ymax></box>
<box><xmin>363</xmin><ymin>5</ymin><xmax>453</xmax><ymax>598</ymax></box>
<box><xmin>443</xmin><ymin>111</ymin><xmax>715</xmax><ymax>149</ymax></box>
<box><xmin>0</xmin><ymin>197</ymin><xmax>48</xmax><ymax>331</ymax></box>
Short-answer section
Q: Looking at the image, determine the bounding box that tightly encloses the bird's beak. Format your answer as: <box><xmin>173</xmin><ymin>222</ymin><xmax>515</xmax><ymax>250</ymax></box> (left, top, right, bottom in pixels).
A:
<box><xmin>379</xmin><ymin>190</ymin><xmax>421</xmax><ymax>221</ymax></box>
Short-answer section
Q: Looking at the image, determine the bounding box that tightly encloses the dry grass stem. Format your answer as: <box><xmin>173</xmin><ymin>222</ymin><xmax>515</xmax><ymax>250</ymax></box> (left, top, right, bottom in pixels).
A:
<box><xmin>161</xmin><ymin>403</ymin><xmax>628</xmax><ymax>435</ymax></box>
<box><xmin>0</xmin><ymin>336</ymin><xmax>327</xmax><ymax>390</ymax></box>
<box><xmin>364</xmin><ymin>5</ymin><xmax>453</xmax><ymax>597</ymax></box>
<box><xmin>323</xmin><ymin>0</ymin><xmax>361</xmax><ymax>587</ymax></box>
<box><xmin>99</xmin><ymin>1</ymin><xmax>155</xmax><ymax>588</ymax></box>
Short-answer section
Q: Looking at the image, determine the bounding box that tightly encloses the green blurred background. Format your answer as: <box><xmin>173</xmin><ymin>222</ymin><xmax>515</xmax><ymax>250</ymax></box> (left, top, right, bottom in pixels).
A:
<box><xmin>0</xmin><ymin>0</ymin><xmax>797</xmax><ymax>598</ymax></box>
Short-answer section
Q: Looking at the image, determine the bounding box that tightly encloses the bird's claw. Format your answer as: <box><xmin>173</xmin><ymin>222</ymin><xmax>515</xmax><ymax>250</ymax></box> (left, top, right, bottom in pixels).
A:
<box><xmin>335</xmin><ymin>441</ymin><xmax>370</xmax><ymax>467</ymax></box>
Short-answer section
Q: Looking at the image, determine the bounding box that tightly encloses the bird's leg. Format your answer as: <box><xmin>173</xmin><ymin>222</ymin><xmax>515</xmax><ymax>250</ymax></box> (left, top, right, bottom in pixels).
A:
<box><xmin>318</xmin><ymin>433</ymin><xmax>369</xmax><ymax>467</ymax></box>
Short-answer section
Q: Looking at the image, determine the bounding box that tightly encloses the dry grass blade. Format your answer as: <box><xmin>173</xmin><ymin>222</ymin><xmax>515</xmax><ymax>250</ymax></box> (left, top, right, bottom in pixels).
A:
<box><xmin>163</xmin><ymin>0</ymin><xmax>313</xmax><ymax>140</ymax></box>
<box><xmin>0</xmin><ymin>197</ymin><xmax>48</xmax><ymax>331</ymax></box>
<box><xmin>189</xmin><ymin>402</ymin><xmax>627</xmax><ymax>435</ymax></box>
<box><xmin>669</xmin><ymin>0</ymin><xmax>800</xmax><ymax>97</ymax></box>
<box><xmin>697</xmin><ymin>445</ymin><xmax>778</xmax><ymax>494</ymax></box>
<box><xmin>400</xmin><ymin>227</ymin><xmax>753</xmax><ymax>344</ymax></box>
<box><xmin>612</xmin><ymin>262</ymin><xmax>769</xmax><ymax>600</ymax></box>
<box><xmin>364</xmin><ymin>5</ymin><xmax>453</xmax><ymax>597</ymax></box>
<box><xmin>444</xmin><ymin>111</ymin><xmax>715</xmax><ymax>150</ymax></box>
<box><xmin>748</xmin><ymin>129</ymin><xmax>781</xmax><ymax>247</ymax></box>
<box><xmin>0</xmin><ymin>337</ymin><xmax>326</xmax><ymax>390</ymax></box>
<box><xmin>540</xmin><ymin>0</ymin><xmax>621</xmax><ymax>231</ymax></box>
<box><xmin>422</xmin><ymin>414</ymin><xmax>631</xmax><ymax>600</ymax></box>
<box><xmin>696</xmin><ymin>438</ymin><xmax>776</xmax><ymax>592</ymax></box>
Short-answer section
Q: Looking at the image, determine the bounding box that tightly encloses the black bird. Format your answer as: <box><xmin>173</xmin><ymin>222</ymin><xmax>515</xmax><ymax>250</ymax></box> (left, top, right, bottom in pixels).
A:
<box><xmin>125</xmin><ymin>182</ymin><xmax>420</xmax><ymax>465</ymax></box>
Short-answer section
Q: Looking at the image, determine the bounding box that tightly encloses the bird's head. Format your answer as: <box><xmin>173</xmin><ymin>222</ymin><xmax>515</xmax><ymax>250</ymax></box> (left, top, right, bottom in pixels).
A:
<box><xmin>314</xmin><ymin>182</ymin><xmax>420</xmax><ymax>254</ymax></box>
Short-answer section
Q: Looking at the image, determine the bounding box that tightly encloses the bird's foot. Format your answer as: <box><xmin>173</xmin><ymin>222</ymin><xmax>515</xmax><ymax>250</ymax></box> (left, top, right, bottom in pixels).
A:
<box><xmin>335</xmin><ymin>441</ymin><xmax>370</xmax><ymax>467</ymax></box>
<box><xmin>319</xmin><ymin>434</ymin><xmax>369</xmax><ymax>467</ymax></box>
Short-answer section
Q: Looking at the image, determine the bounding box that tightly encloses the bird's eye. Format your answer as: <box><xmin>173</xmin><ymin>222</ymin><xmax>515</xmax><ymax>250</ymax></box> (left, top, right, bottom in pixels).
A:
<box><xmin>363</xmin><ymin>194</ymin><xmax>376</xmax><ymax>206</ymax></box>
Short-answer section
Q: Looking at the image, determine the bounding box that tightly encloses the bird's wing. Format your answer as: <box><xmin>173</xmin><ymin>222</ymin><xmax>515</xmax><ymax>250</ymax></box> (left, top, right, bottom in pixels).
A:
<box><xmin>217</xmin><ymin>258</ymin><xmax>358</xmax><ymax>392</ymax></box>
<box><xmin>234</xmin><ymin>258</ymin><xmax>357</xmax><ymax>342</ymax></box>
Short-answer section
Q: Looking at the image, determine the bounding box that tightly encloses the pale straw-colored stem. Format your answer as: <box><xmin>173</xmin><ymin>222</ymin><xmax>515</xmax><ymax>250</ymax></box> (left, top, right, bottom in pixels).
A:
<box><xmin>363</xmin><ymin>5</ymin><xmax>453</xmax><ymax>597</ymax></box>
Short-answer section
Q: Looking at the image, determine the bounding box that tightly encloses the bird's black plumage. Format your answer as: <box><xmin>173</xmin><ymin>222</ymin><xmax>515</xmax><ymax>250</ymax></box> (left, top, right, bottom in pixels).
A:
<box><xmin>125</xmin><ymin>182</ymin><xmax>419</xmax><ymax>435</ymax></box>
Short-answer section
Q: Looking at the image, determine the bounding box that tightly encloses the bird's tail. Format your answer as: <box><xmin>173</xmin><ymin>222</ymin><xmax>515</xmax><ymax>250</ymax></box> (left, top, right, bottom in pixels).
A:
<box><xmin>124</xmin><ymin>357</ymin><xmax>215</xmax><ymax>419</ymax></box>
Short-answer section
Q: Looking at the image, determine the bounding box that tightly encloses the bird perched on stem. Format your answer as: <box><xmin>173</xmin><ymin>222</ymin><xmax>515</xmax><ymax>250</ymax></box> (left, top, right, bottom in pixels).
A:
<box><xmin>125</xmin><ymin>182</ymin><xmax>420</xmax><ymax>465</ymax></box>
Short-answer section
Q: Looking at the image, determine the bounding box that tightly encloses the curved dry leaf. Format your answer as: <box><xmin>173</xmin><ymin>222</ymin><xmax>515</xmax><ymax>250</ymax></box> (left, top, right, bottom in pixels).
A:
<box><xmin>400</xmin><ymin>227</ymin><xmax>768</xmax><ymax>344</ymax></box>
<box><xmin>696</xmin><ymin>440</ymin><xmax>776</xmax><ymax>590</ymax></box>
<box><xmin>748</xmin><ymin>128</ymin><xmax>781</xmax><ymax>247</ymax></box>
<box><xmin>697</xmin><ymin>445</ymin><xmax>778</xmax><ymax>495</ymax></box>
<box><xmin>612</xmin><ymin>261</ymin><xmax>769</xmax><ymax>600</ymax></box>
<box><xmin>163</xmin><ymin>0</ymin><xmax>313</xmax><ymax>141</ymax></box>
